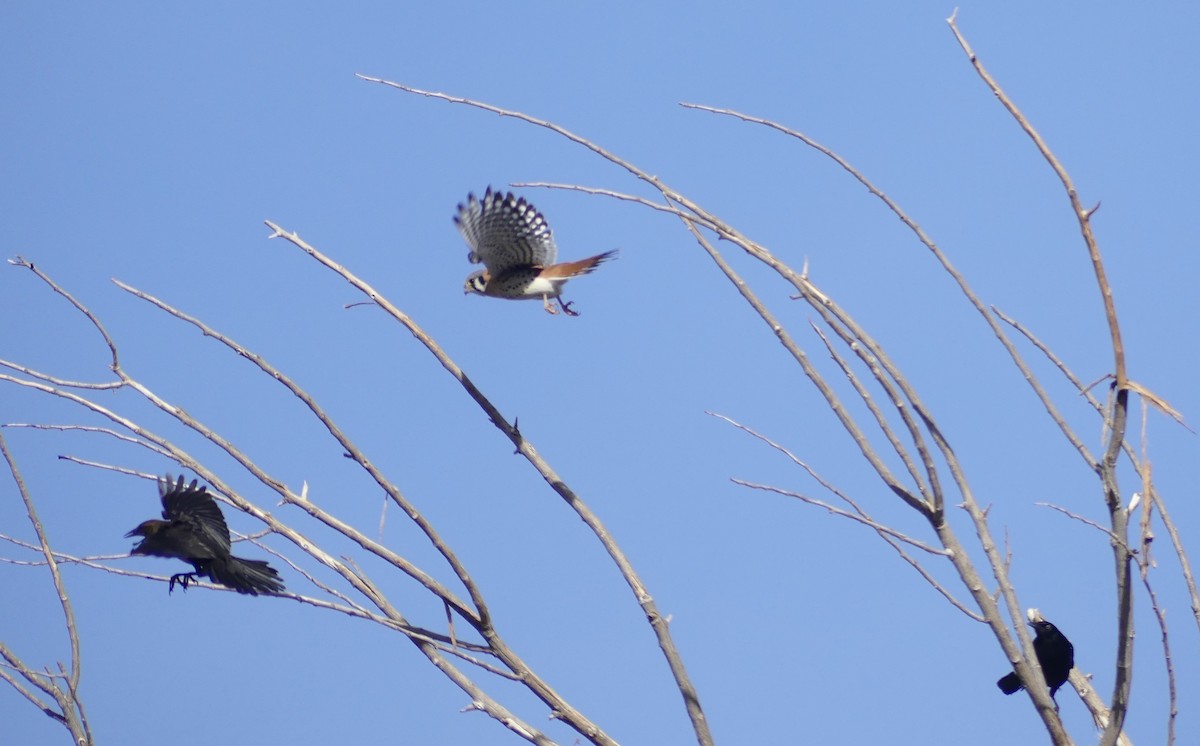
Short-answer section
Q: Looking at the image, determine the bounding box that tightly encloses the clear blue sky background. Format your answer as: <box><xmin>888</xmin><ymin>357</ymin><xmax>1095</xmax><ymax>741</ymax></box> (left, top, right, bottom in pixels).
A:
<box><xmin>3</xmin><ymin>2</ymin><xmax>1198</xmax><ymax>744</ymax></box>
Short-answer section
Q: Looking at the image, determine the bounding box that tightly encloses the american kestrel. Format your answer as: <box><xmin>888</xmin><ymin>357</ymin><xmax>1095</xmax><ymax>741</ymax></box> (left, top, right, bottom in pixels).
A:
<box><xmin>454</xmin><ymin>187</ymin><xmax>617</xmax><ymax>316</ymax></box>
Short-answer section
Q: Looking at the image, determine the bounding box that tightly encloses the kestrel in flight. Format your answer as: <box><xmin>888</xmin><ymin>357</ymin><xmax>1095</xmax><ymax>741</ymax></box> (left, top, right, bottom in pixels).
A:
<box><xmin>454</xmin><ymin>187</ymin><xmax>617</xmax><ymax>316</ymax></box>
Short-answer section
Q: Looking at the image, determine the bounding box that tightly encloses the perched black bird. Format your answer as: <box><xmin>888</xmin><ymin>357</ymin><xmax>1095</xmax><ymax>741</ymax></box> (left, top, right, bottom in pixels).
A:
<box><xmin>997</xmin><ymin>618</ymin><xmax>1074</xmax><ymax>699</ymax></box>
<box><xmin>126</xmin><ymin>474</ymin><xmax>284</xmax><ymax>596</ymax></box>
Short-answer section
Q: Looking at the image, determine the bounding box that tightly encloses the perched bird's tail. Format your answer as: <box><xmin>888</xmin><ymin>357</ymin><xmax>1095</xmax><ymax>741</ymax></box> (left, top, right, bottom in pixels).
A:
<box><xmin>997</xmin><ymin>672</ymin><xmax>1023</xmax><ymax>695</ymax></box>
<box><xmin>207</xmin><ymin>556</ymin><xmax>285</xmax><ymax>596</ymax></box>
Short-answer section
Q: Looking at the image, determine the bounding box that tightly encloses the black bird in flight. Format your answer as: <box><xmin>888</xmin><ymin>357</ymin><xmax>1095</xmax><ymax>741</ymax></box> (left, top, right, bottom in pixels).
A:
<box><xmin>997</xmin><ymin>616</ymin><xmax>1074</xmax><ymax>700</ymax></box>
<box><xmin>126</xmin><ymin>474</ymin><xmax>284</xmax><ymax>596</ymax></box>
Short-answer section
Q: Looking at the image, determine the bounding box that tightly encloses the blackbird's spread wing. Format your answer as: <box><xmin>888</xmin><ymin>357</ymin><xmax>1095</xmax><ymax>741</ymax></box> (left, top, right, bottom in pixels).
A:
<box><xmin>158</xmin><ymin>474</ymin><xmax>232</xmax><ymax>554</ymax></box>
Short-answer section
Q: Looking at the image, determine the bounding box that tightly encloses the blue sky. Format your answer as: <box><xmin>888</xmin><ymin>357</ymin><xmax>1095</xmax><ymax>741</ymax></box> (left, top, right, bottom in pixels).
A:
<box><xmin>3</xmin><ymin>2</ymin><xmax>1198</xmax><ymax>744</ymax></box>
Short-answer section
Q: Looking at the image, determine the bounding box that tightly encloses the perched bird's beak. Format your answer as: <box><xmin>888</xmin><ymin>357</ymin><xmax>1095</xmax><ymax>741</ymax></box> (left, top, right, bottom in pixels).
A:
<box><xmin>124</xmin><ymin>527</ymin><xmax>139</xmax><ymax>538</ymax></box>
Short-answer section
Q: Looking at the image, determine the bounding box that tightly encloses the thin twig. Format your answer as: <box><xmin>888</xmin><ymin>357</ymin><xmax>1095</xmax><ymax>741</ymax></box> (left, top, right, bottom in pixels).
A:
<box><xmin>1037</xmin><ymin>503</ymin><xmax>1135</xmax><ymax>554</ymax></box>
<box><xmin>711</xmin><ymin>413</ymin><xmax>983</xmax><ymax>621</ymax></box>
<box><xmin>991</xmin><ymin>307</ymin><xmax>1101</xmax><ymax>465</ymax></box>
<box><xmin>0</xmin><ymin>359</ymin><xmax>123</xmax><ymax>390</ymax></box>
<box><xmin>1136</xmin><ymin>406</ymin><xmax>1175</xmax><ymax>745</ymax></box>
<box><xmin>9</xmin><ymin>256</ymin><xmax>120</xmax><ymax>371</ymax></box>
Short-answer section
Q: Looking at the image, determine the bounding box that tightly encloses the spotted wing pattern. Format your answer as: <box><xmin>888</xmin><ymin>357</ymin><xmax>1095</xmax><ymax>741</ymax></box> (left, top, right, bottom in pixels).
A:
<box><xmin>454</xmin><ymin>187</ymin><xmax>557</xmax><ymax>274</ymax></box>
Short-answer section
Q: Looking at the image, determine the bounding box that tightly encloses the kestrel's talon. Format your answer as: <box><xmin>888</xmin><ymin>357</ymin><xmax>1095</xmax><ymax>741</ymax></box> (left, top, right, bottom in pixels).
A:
<box><xmin>455</xmin><ymin>187</ymin><xmax>616</xmax><ymax>316</ymax></box>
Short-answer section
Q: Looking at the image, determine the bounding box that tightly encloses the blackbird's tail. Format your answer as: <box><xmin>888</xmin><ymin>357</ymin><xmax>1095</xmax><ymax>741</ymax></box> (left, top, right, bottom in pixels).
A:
<box><xmin>208</xmin><ymin>556</ymin><xmax>285</xmax><ymax>595</ymax></box>
<box><xmin>997</xmin><ymin>672</ymin><xmax>1023</xmax><ymax>695</ymax></box>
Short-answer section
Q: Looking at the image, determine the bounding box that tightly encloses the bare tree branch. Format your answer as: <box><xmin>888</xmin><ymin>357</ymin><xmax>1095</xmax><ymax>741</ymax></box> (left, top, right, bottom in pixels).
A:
<box><xmin>709</xmin><ymin>412</ymin><xmax>984</xmax><ymax>622</ymax></box>
<box><xmin>261</xmin><ymin>220</ymin><xmax>695</xmax><ymax>745</ymax></box>
<box><xmin>948</xmin><ymin>13</ymin><xmax>1131</xmax><ymax>742</ymax></box>
<box><xmin>5</xmin><ymin>262</ymin><xmax>563</xmax><ymax>745</ymax></box>
<box><xmin>0</xmin><ymin>432</ymin><xmax>93</xmax><ymax>744</ymax></box>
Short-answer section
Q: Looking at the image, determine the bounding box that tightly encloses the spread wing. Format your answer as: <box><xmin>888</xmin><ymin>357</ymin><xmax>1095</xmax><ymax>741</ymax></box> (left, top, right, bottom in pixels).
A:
<box><xmin>158</xmin><ymin>474</ymin><xmax>232</xmax><ymax>554</ymax></box>
<box><xmin>454</xmin><ymin>187</ymin><xmax>557</xmax><ymax>273</ymax></box>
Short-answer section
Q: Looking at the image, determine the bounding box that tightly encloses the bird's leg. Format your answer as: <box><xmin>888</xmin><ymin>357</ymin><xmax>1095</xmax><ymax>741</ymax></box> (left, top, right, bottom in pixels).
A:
<box><xmin>555</xmin><ymin>295</ymin><xmax>579</xmax><ymax>317</ymax></box>
<box><xmin>168</xmin><ymin>572</ymin><xmax>197</xmax><ymax>594</ymax></box>
<box><xmin>541</xmin><ymin>295</ymin><xmax>560</xmax><ymax>315</ymax></box>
